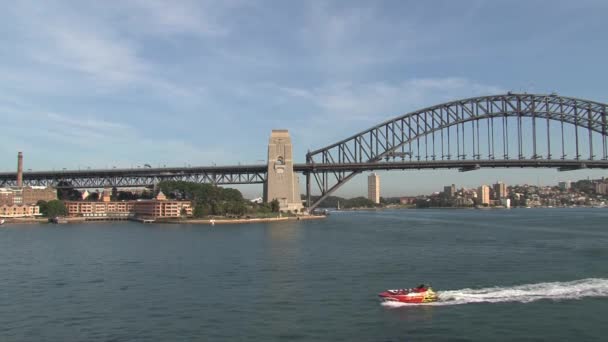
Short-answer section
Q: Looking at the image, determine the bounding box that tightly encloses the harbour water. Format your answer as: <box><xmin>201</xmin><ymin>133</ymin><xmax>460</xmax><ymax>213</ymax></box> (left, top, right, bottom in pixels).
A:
<box><xmin>1</xmin><ymin>208</ymin><xmax>607</xmax><ymax>341</ymax></box>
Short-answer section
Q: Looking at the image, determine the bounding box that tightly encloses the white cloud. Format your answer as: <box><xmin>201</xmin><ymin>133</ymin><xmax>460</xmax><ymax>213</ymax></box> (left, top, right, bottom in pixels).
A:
<box><xmin>33</xmin><ymin>26</ymin><xmax>146</xmax><ymax>84</ymax></box>
<box><xmin>269</xmin><ymin>77</ymin><xmax>505</xmax><ymax>153</ymax></box>
<box><xmin>0</xmin><ymin>101</ymin><xmax>226</xmax><ymax>170</ymax></box>
<box><xmin>299</xmin><ymin>2</ymin><xmax>422</xmax><ymax>70</ymax></box>
<box><xmin>280</xmin><ymin>77</ymin><xmax>504</xmax><ymax>122</ymax></box>
<box><xmin>125</xmin><ymin>0</ymin><xmax>232</xmax><ymax>37</ymax></box>
<box><xmin>4</xmin><ymin>0</ymin><xmax>213</xmax><ymax>105</ymax></box>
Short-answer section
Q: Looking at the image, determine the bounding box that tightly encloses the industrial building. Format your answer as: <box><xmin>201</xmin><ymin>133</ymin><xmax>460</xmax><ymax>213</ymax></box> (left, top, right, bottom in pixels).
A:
<box><xmin>0</xmin><ymin>152</ymin><xmax>56</xmax><ymax>217</ymax></box>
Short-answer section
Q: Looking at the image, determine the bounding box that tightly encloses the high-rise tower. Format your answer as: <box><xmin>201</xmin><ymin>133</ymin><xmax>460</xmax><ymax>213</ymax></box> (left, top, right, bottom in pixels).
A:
<box><xmin>368</xmin><ymin>173</ymin><xmax>380</xmax><ymax>204</ymax></box>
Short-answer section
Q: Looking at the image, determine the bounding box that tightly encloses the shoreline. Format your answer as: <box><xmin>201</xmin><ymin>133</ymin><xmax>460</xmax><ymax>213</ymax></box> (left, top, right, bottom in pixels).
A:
<box><xmin>1</xmin><ymin>215</ymin><xmax>327</xmax><ymax>226</ymax></box>
<box><xmin>156</xmin><ymin>215</ymin><xmax>326</xmax><ymax>225</ymax></box>
<box><xmin>326</xmin><ymin>205</ymin><xmax>605</xmax><ymax>211</ymax></box>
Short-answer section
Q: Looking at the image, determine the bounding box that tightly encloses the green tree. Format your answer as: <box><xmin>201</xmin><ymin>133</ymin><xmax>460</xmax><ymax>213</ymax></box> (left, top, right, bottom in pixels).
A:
<box><xmin>37</xmin><ymin>200</ymin><xmax>48</xmax><ymax>215</ymax></box>
<box><xmin>44</xmin><ymin>200</ymin><xmax>67</xmax><ymax>217</ymax></box>
<box><xmin>270</xmin><ymin>199</ymin><xmax>280</xmax><ymax>212</ymax></box>
<box><xmin>194</xmin><ymin>203</ymin><xmax>211</xmax><ymax>217</ymax></box>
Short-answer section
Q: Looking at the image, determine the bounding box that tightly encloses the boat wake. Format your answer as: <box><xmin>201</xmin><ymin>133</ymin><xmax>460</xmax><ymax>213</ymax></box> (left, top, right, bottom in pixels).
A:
<box><xmin>381</xmin><ymin>278</ymin><xmax>608</xmax><ymax>307</ymax></box>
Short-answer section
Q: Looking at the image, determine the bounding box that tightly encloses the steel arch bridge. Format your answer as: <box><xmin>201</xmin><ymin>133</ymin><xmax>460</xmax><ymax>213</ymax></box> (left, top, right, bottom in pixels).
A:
<box><xmin>1</xmin><ymin>93</ymin><xmax>608</xmax><ymax>210</ymax></box>
<box><xmin>304</xmin><ymin>93</ymin><xmax>608</xmax><ymax>209</ymax></box>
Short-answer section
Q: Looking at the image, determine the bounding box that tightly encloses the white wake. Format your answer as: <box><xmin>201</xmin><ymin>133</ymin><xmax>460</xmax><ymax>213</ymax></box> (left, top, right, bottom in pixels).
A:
<box><xmin>381</xmin><ymin>278</ymin><xmax>608</xmax><ymax>307</ymax></box>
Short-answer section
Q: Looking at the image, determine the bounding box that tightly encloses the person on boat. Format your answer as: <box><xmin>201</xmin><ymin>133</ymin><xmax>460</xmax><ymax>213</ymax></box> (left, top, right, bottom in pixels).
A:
<box><xmin>414</xmin><ymin>284</ymin><xmax>427</xmax><ymax>292</ymax></box>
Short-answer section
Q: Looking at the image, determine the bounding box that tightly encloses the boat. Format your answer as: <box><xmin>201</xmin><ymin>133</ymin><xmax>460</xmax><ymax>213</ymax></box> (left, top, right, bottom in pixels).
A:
<box><xmin>378</xmin><ymin>284</ymin><xmax>438</xmax><ymax>303</ymax></box>
<box><xmin>49</xmin><ymin>217</ymin><xmax>68</xmax><ymax>224</ymax></box>
<box><xmin>0</xmin><ymin>219</ymin><xmax>4</xmax><ymax>225</ymax></box>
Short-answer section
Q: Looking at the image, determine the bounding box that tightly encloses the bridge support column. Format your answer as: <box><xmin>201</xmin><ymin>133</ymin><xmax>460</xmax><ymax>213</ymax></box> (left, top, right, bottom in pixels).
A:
<box><xmin>263</xmin><ymin>130</ymin><xmax>304</xmax><ymax>212</ymax></box>
<box><xmin>306</xmin><ymin>172</ymin><xmax>311</xmax><ymax>210</ymax></box>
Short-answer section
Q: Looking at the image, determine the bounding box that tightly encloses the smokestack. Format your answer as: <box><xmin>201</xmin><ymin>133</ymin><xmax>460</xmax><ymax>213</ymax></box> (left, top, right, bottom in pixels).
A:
<box><xmin>17</xmin><ymin>152</ymin><xmax>23</xmax><ymax>188</ymax></box>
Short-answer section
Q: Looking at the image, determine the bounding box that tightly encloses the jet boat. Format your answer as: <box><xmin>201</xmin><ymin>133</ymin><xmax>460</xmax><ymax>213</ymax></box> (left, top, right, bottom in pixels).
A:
<box><xmin>378</xmin><ymin>284</ymin><xmax>438</xmax><ymax>303</ymax></box>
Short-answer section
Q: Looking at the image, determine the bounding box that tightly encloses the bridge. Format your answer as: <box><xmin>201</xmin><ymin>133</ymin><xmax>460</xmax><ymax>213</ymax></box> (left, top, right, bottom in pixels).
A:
<box><xmin>1</xmin><ymin>93</ymin><xmax>607</xmax><ymax>210</ymax></box>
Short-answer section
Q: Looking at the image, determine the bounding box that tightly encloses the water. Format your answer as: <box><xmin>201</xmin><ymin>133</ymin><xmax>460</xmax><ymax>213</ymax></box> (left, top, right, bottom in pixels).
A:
<box><xmin>1</xmin><ymin>208</ymin><xmax>607</xmax><ymax>341</ymax></box>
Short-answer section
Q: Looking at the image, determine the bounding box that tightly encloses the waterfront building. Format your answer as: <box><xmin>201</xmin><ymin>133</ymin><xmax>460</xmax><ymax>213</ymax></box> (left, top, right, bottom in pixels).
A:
<box><xmin>0</xmin><ymin>204</ymin><xmax>40</xmax><ymax>218</ymax></box>
<box><xmin>65</xmin><ymin>191</ymin><xmax>192</xmax><ymax>219</ymax></box>
<box><xmin>477</xmin><ymin>185</ymin><xmax>490</xmax><ymax>205</ymax></box>
<box><xmin>493</xmin><ymin>181</ymin><xmax>508</xmax><ymax>200</ymax></box>
<box><xmin>368</xmin><ymin>173</ymin><xmax>380</xmax><ymax>204</ymax></box>
<box><xmin>65</xmin><ymin>201</ymin><xmax>134</xmax><ymax>218</ymax></box>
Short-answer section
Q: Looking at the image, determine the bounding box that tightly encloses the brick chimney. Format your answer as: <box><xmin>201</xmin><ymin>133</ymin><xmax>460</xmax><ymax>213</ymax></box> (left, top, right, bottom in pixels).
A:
<box><xmin>17</xmin><ymin>152</ymin><xmax>23</xmax><ymax>188</ymax></box>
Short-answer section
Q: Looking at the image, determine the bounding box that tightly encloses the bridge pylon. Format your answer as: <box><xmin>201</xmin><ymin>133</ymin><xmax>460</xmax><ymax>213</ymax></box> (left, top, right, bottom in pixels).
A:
<box><xmin>263</xmin><ymin>130</ymin><xmax>304</xmax><ymax>212</ymax></box>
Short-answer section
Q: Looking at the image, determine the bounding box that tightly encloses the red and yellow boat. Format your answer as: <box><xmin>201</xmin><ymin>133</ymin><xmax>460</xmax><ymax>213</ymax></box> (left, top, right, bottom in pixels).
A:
<box><xmin>378</xmin><ymin>284</ymin><xmax>438</xmax><ymax>303</ymax></box>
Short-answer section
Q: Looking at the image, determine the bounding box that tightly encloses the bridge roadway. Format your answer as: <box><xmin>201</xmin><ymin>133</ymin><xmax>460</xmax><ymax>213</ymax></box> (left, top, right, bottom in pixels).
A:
<box><xmin>1</xmin><ymin>159</ymin><xmax>607</xmax><ymax>188</ymax></box>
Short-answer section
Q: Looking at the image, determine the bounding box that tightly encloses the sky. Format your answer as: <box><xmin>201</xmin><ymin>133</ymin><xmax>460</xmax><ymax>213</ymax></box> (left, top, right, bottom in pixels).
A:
<box><xmin>1</xmin><ymin>0</ymin><xmax>608</xmax><ymax>198</ymax></box>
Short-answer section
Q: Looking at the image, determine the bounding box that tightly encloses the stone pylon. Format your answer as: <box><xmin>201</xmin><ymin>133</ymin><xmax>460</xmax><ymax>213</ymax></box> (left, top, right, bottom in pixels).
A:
<box><xmin>263</xmin><ymin>130</ymin><xmax>304</xmax><ymax>212</ymax></box>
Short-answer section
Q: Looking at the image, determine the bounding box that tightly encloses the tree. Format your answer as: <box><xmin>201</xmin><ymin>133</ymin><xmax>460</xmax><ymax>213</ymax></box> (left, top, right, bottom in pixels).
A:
<box><xmin>270</xmin><ymin>199</ymin><xmax>280</xmax><ymax>212</ymax></box>
<box><xmin>194</xmin><ymin>203</ymin><xmax>211</xmax><ymax>217</ymax></box>
<box><xmin>37</xmin><ymin>200</ymin><xmax>48</xmax><ymax>215</ymax></box>
<box><xmin>56</xmin><ymin>181</ymin><xmax>82</xmax><ymax>200</ymax></box>
<box><xmin>43</xmin><ymin>200</ymin><xmax>67</xmax><ymax>217</ymax></box>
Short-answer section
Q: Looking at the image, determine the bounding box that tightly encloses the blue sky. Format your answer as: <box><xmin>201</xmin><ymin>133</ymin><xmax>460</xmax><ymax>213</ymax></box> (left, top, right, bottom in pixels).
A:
<box><xmin>1</xmin><ymin>1</ymin><xmax>607</xmax><ymax>198</ymax></box>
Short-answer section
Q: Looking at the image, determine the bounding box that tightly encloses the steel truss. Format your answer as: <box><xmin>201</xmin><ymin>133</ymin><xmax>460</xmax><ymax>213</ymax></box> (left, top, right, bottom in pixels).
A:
<box><xmin>305</xmin><ymin>93</ymin><xmax>608</xmax><ymax>209</ymax></box>
<box><xmin>0</xmin><ymin>165</ymin><xmax>267</xmax><ymax>189</ymax></box>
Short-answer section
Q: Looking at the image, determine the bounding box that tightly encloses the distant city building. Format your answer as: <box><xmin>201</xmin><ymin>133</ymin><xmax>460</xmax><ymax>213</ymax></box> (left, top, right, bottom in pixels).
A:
<box><xmin>443</xmin><ymin>184</ymin><xmax>456</xmax><ymax>198</ymax></box>
<box><xmin>477</xmin><ymin>185</ymin><xmax>490</xmax><ymax>205</ymax></box>
<box><xmin>595</xmin><ymin>183</ymin><xmax>608</xmax><ymax>195</ymax></box>
<box><xmin>367</xmin><ymin>173</ymin><xmax>380</xmax><ymax>204</ymax></box>
<box><xmin>399</xmin><ymin>196</ymin><xmax>417</xmax><ymax>205</ymax></box>
<box><xmin>501</xmin><ymin>198</ymin><xmax>511</xmax><ymax>208</ymax></box>
<box><xmin>558</xmin><ymin>181</ymin><xmax>571</xmax><ymax>191</ymax></box>
<box><xmin>454</xmin><ymin>197</ymin><xmax>474</xmax><ymax>207</ymax></box>
<box><xmin>493</xmin><ymin>181</ymin><xmax>508</xmax><ymax>200</ymax></box>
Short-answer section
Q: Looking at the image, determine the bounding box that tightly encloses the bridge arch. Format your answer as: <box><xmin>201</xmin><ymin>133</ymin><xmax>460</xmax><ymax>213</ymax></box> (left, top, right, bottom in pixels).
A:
<box><xmin>305</xmin><ymin>93</ymin><xmax>608</xmax><ymax>209</ymax></box>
